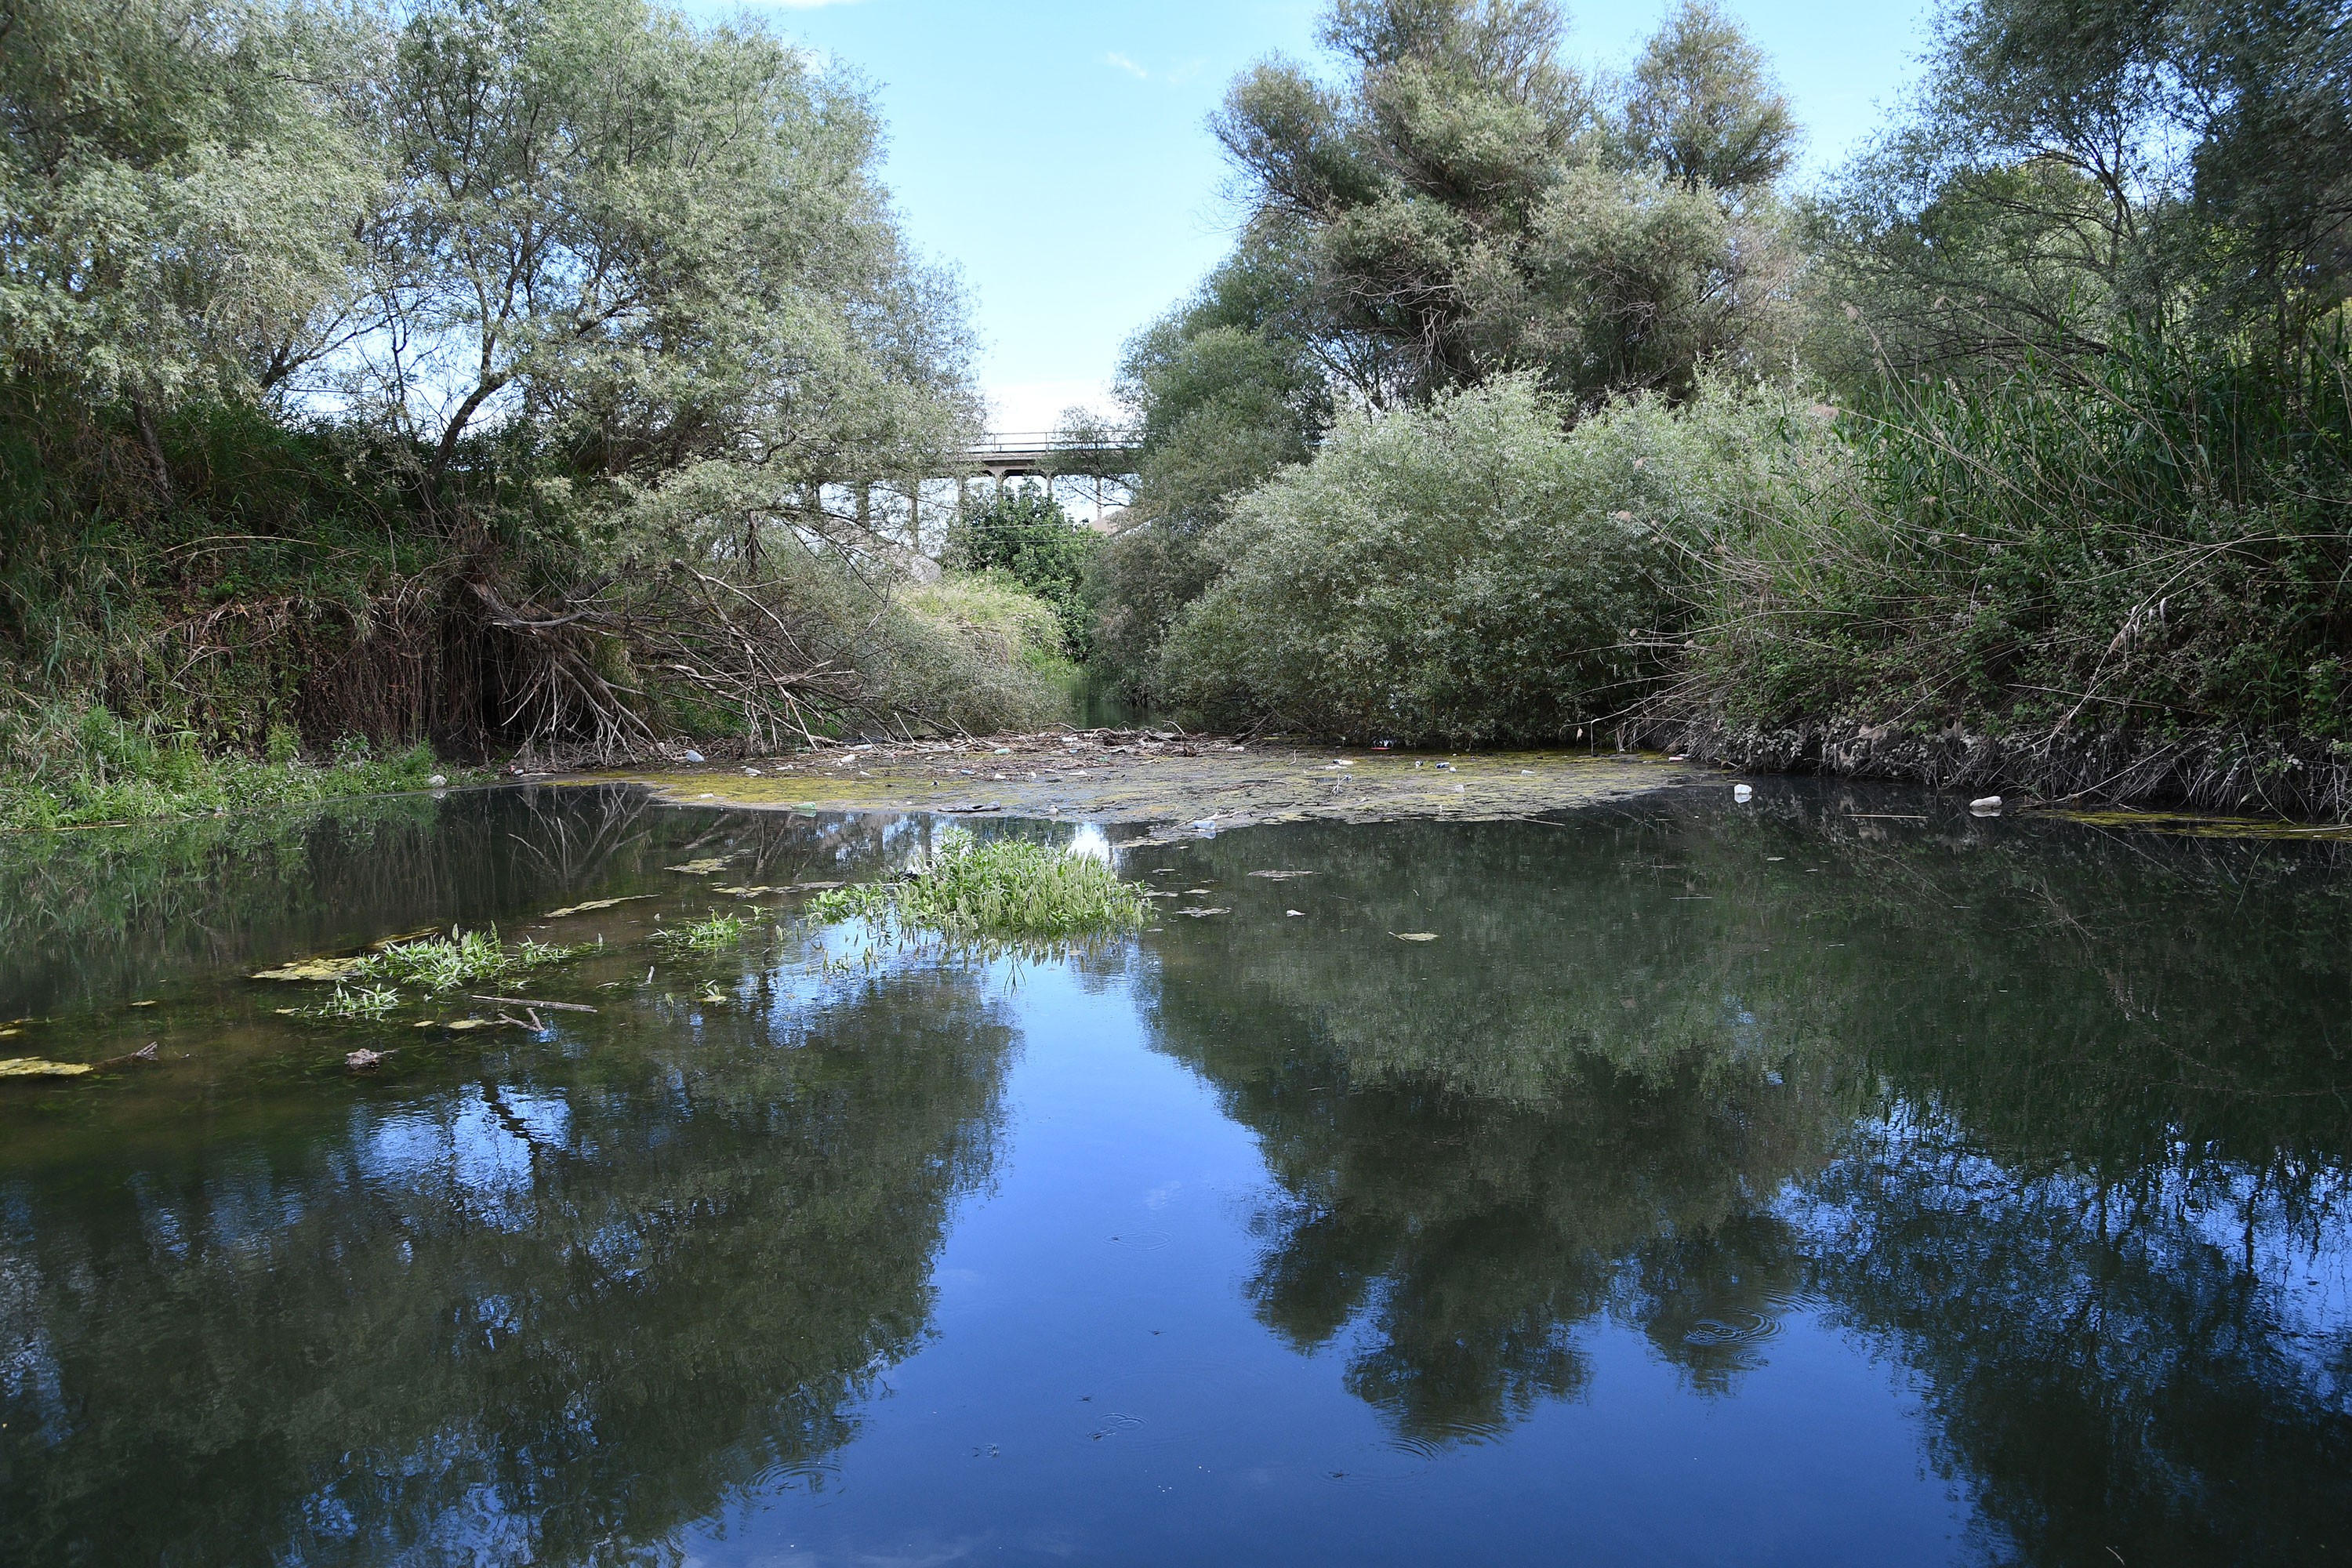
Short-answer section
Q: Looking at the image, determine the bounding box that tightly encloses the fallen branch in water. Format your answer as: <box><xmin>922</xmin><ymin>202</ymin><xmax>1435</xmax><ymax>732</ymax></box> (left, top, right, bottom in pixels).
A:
<box><xmin>467</xmin><ymin>995</ymin><xmax>597</xmax><ymax>1013</ymax></box>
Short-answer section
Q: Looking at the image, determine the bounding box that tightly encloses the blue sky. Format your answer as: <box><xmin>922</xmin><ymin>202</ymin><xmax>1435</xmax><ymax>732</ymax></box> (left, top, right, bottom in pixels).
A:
<box><xmin>728</xmin><ymin>1</ymin><xmax>1935</xmax><ymax>430</ymax></box>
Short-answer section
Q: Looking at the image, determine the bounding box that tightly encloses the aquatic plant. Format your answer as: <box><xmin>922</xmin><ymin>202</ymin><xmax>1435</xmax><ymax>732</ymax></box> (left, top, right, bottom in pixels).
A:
<box><xmin>352</xmin><ymin>929</ymin><xmax>590</xmax><ymax>993</ymax></box>
<box><xmin>308</xmin><ymin>983</ymin><xmax>401</xmax><ymax>1021</ymax></box>
<box><xmin>653</xmin><ymin>911</ymin><xmax>752</xmax><ymax>953</ymax></box>
<box><xmin>806</xmin><ymin>829</ymin><xmax>1148</xmax><ymax>942</ymax></box>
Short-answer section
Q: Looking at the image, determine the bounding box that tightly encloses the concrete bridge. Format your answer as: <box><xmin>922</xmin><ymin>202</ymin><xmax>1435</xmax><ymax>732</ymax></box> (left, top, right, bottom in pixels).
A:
<box><xmin>956</xmin><ymin>432</ymin><xmax>1139</xmax><ymax>485</ymax></box>
<box><xmin>949</xmin><ymin>432</ymin><xmax>1140</xmax><ymax>529</ymax></box>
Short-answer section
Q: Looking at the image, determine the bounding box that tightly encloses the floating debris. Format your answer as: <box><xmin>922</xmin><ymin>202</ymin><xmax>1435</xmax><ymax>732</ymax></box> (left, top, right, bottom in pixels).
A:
<box><xmin>1247</xmin><ymin>870</ymin><xmax>1319</xmax><ymax>880</ymax></box>
<box><xmin>544</xmin><ymin>895</ymin><xmax>653</xmax><ymax>919</ymax></box>
<box><xmin>1390</xmin><ymin>931</ymin><xmax>1440</xmax><ymax>942</ymax></box>
<box><xmin>250</xmin><ymin>955</ymin><xmax>368</xmax><ymax>983</ymax></box>
<box><xmin>666</xmin><ymin>858</ymin><xmax>733</xmax><ymax>875</ymax></box>
<box><xmin>1970</xmin><ymin>796</ymin><xmax>2004</xmax><ymax>816</ymax></box>
<box><xmin>467</xmin><ymin>995</ymin><xmax>597</xmax><ymax>1014</ymax></box>
<box><xmin>0</xmin><ymin>1058</ymin><xmax>92</xmax><ymax>1078</ymax></box>
<box><xmin>345</xmin><ymin>1048</ymin><xmax>397</xmax><ymax>1072</ymax></box>
<box><xmin>1172</xmin><ymin>907</ymin><xmax>1230</xmax><ymax>918</ymax></box>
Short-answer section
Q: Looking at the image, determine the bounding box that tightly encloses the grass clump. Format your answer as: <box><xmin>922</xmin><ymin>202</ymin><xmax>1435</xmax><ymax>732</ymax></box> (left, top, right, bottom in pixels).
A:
<box><xmin>806</xmin><ymin>828</ymin><xmax>1149</xmax><ymax>943</ymax></box>
<box><xmin>351</xmin><ymin>929</ymin><xmax>591</xmax><ymax>993</ymax></box>
<box><xmin>654</xmin><ymin>910</ymin><xmax>752</xmax><ymax>953</ymax></box>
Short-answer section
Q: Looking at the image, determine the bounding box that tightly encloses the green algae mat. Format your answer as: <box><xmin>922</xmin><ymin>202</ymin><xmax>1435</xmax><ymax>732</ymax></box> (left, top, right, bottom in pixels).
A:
<box><xmin>586</xmin><ymin>731</ymin><xmax>1707</xmax><ymax>837</ymax></box>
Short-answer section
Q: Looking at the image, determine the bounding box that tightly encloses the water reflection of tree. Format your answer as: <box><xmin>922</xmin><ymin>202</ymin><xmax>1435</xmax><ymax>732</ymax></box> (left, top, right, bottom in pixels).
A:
<box><xmin>1137</xmin><ymin>800</ymin><xmax>2352</xmax><ymax>1548</ymax></box>
<box><xmin>1140</xmin><ymin>817</ymin><xmax>1856</xmax><ymax>1441</ymax></box>
<box><xmin>0</xmin><ymin>961</ymin><xmax>1014</xmax><ymax>1566</ymax></box>
<box><xmin>0</xmin><ymin>786</ymin><xmax>944</xmax><ymax>1014</ymax></box>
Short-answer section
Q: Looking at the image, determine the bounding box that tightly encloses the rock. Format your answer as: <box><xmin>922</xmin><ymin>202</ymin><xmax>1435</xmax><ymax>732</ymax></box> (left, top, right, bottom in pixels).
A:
<box><xmin>1970</xmin><ymin>795</ymin><xmax>2004</xmax><ymax>815</ymax></box>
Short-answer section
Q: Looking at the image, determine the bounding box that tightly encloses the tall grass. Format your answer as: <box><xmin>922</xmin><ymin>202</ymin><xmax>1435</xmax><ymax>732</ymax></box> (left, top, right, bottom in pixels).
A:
<box><xmin>0</xmin><ymin>704</ymin><xmax>461</xmax><ymax>830</ymax></box>
<box><xmin>1691</xmin><ymin>336</ymin><xmax>2352</xmax><ymax>745</ymax></box>
<box><xmin>807</xmin><ymin>829</ymin><xmax>1149</xmax><ymax>942</ymax></box>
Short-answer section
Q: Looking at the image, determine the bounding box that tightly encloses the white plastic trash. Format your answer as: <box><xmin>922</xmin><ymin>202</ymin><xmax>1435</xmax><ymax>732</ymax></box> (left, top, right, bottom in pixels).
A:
<box><xmin>1970</xmin><ymin>795</ymin><xmax>2003</xmax><ymax>815</ymax></box>
<box><xmin>1733</xmin><ymin>784</ymin><xmax>1753</xmax><ymax>803</ymax></box>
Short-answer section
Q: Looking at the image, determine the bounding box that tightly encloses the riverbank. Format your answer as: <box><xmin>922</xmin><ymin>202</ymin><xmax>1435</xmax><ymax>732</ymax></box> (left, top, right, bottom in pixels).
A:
<box><xmin>590</xmin><ymin>728</ymin><xmax>1705</xmax><ymax>840</ymax></box>
<box><xmin>1661</xmin><ymin>719</ymin><xmax>2352</xmax><ymax>825</ymax></box>
<box><xmin>0</xmin><ymin>729</ymin><xmax>482</xmax><ymax>833</ymax></box>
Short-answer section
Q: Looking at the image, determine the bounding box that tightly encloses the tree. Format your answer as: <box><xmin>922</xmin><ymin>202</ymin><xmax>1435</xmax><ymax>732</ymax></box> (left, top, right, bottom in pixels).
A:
<box><xmin>1211</xmin><ymin>0</ymin><xmax>1805</xmax><ymax>409</ymax></box>
<box><xmin>0</xmin><ymin>0</ymin><xmax>377</xmax><ymax>477</ymax></box>
<box><xmin>1083</xmin><ymin>234</ymin><xmax>1329</xmax><ymax>695</ymax></box>
<box><xmin>1610</xmin><ymin>0</ymin><xmax>1800</xmax><ymax>194</ymax></box>
<box><xmin>1816</xmin><ymin>0</ymin><xmax>2352</xmax><ymax>376</ymax></box>
<box><xmin>350</xmin><ymin>0</ymin><xmax>976</xmax><ymax>522</ymax></box>
<box><xmin>946</xmin><ymin>488</ymin><xmax>1099</xmax><ymax>659</ymax></box>
<box><xmin>1212</xmin><ymin>0</ymin><xmax>1589</xmax><ymax>405</ymax></box>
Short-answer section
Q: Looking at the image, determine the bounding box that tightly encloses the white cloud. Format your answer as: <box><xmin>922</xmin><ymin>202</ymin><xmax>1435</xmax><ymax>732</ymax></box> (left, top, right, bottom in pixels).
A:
<box><xmin>1100</xmin><ymin>51</ymin><xmax>1149</xmax><ymax>80</ymax></box>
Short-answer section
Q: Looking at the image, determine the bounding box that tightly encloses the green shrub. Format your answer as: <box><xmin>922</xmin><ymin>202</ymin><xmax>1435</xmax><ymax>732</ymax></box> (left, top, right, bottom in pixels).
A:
<box><xmin>877</xmin><ymin>573</ymin><xmax>1075</xmax><ymax>731</ymax></box>
<box><xmin>1159</xmin><ymin>376</ymin><xmax>1776</xmax><ymax>744</ymax></box>
<box><xmin>0</xmin><ymin>702</ymin><xmax>461</xmax><ymax>830</ymax></box>
<box><xmin>946</xmin><ymin>489</ymin><xmax>1102</xmax><ymax>659</ymax></box>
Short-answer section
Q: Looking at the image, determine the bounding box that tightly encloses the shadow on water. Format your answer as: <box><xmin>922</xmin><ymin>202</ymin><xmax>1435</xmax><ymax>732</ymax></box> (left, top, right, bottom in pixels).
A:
<box><xmin>1131</xmin><ymin>787</ymin><xmax>2352</xmax><ymax>1563</ymax></box>
<box><xmin>0</xmin><ymin>782</ymin><xmax>2347</xmax><ymax>1564</ymax></box>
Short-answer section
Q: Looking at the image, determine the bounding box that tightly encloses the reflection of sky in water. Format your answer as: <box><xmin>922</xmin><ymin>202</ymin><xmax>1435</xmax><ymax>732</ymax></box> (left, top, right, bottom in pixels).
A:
<box><xmin>359</xmin><ymin>1091</ymin><xmax>572</xmax><ymax>1229</ymax></box>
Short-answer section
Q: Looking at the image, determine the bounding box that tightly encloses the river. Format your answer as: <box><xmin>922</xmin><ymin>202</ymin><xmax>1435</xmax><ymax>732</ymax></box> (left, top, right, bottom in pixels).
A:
<box><xmin>1</xmin><ymin>781</ymin><xmax>2345</xmax><ymax>1565</ymax></box>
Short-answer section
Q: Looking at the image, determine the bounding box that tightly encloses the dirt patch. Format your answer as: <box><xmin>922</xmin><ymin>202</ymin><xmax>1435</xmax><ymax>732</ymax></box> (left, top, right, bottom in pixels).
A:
<box><xmin>585</xmin><ymin>730</ymin><xmax>1708</xmax><ymax>838</ymax></box>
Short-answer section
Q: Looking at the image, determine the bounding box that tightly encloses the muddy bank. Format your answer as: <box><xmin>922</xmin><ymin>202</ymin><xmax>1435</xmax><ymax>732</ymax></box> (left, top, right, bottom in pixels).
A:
<box><xmin>1653</xmin><ymin>719</ymin><xmax>2352</xmax><ymax>825</ymax></box>
<box><xmin>586</xmin><ymin>730</ymin><xmax>1706</xmax><ymax>838</ymax></box>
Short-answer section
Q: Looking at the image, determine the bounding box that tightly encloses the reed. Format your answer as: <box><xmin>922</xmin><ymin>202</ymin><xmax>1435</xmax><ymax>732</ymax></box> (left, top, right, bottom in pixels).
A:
<box><xmin>1688</xmin><ymin>334</ymin><xmax>2352</xmax><ymax>750</ymax></box>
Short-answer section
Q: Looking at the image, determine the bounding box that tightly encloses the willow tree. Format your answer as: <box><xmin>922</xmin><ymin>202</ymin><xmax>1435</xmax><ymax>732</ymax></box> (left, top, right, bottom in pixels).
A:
<box><xmin>1208</xmin><ymin>0</ymin><xmax>1805</xmax><ymax>409</ymax></box>
<box><xmin>1816</xmin><ymin>0</ymin><xmax>2352</xmax><ymax>375</ymax></box>
<box><xmin>0</xmin><ymin>0</ymin><xmax>377</xmax><ymax>478</ymax></box>
<box><xmin>2</xmin><ymin>0</ymin><xmax>1012</xmax><ymax>755</ymax></box>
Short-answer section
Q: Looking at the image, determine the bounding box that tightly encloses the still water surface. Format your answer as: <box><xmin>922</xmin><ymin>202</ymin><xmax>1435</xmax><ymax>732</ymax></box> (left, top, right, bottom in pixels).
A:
<box><xmin>1</xmin><ymin>782</ymin><xmax>2347</xmax><ymax>1565</ymax></box>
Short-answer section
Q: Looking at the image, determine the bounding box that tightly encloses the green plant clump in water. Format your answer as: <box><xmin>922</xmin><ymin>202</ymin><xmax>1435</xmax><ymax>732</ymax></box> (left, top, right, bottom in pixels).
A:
<box><xmin>351</xmin><ymin>930</ymin><xmax>590</xmax><ymax>993</ymax></box>
<box><xmin>307</xmin><ymin>983</ymin><xmax>402</xmax><ymax>1021</ymax></box>
<box><xmin>655</xmin><ymin>911</ymin><xmax>752</xmax><ymax>953</ymax></box>
<box><xmin>807</xmin><ymin>829</ymin><xmax>1149</xmax><ymax>943</ymax></box>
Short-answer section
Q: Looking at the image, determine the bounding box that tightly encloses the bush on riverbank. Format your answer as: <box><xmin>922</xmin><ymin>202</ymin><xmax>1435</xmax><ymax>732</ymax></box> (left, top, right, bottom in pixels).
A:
<box><xmin>1156</xmin><ymin>379</ymin><xmax>1815</xmax><ymax>746</ymax></box>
